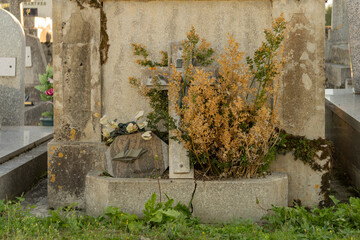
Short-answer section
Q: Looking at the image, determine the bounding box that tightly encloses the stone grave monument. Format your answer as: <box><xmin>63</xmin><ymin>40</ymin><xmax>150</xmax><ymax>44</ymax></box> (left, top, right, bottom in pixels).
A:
<box><xmin>0</xmin><ymin>8</ymin><xmax>25</xmax><ymax>126</ymax></box>
<box><xmin>49</xmin><ymin>0</ymin><xmax>326</xmax><ymax>210</ymax></box>
<box><xmin>346</xmin><ymin>0</ymin><xmax>360</xmax><ymax>94</ymax></box>
<box><xmin>325</xmin><ymin>0</ymin><xmax>351</xmax><ymax>89</ymax></box>
<box><xmin>106</xmin><ymin>132</ymin><xmax>168</xmax><ymax>178</ymax></box>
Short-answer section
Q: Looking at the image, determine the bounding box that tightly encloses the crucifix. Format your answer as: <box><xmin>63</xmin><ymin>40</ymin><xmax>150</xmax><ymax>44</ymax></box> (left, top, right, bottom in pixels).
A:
<box><xmin>145</xmin><ymin>42</ymin><xmax>216</xmax><ymax>179</ymax></box>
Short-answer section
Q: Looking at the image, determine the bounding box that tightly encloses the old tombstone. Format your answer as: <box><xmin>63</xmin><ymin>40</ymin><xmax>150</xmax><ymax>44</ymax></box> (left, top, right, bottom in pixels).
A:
<box><xmin>325</xmin><ymin>0</ymin><xmax>351</xmax><ymax>89</ymax></box>
<box><xmin>50</xmin><ymin>0</ymin><xmax>325</xmax><ymax>209</ymax></box>
<box><xmin>106</xmin><ymin>132</ymin><xmax>168</xmax><ymax>178</ymax></box>
<box><xmin>346</xmin><ymin>0</ymin><xmax>360</xmax><ymax>94</ymax></box>
<box><xmin>0</xmin><ymin>8</ymin><xmax>25</xmax><ymax>126</ymax></box>
<box><xmin>145</xmin><ymin>42</ymin><xmax>218</xmax><ymax>178</ymax></box>
<box><xmin>24</xmin><ymin>34</ymin><xmax>47</xmax><ymax>94</ymax></box>
<box><xmin>25</xmin><ymin>34</ymin><xmax>47</xmax><ymax>79</ymax></box>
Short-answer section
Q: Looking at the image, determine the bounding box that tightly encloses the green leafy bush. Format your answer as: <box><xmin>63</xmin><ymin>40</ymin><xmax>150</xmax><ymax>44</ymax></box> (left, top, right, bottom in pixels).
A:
<box><xmin>143</xmin><ymin>193</ymin><xmax>193</xmax><ymax>226</ymax></box>
<box><xmin>1</xmin><ymin>195</ymin><xmax>360</xmax><ymax>239</ymax></box>
<box><xmin>34</xmin><ymin>65</ymin><xmax>53</xmax><ymax>118</ymax></box>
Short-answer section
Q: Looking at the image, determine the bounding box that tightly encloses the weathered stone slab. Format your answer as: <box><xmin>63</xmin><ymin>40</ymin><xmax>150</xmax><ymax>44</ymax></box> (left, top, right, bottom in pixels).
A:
<box><xmin>86</xmin><ymin>171</ymin><xmax>288</xmax><ymax>223</ymax></box>
<box><xmin>0</xmin><ymin>8</ymin><xmax>25</xmax><ymax>126</ymax></box>
<box><xmin>325</xmin><ymin>62</ymin><xmax>351</xmax><ymax>88</ymax></box>
<box><xmin>271</xmin><ymin>152</ymin><xmax>331</xmax><ymax>207</ymax></box>
<box><xmin>0</xmin><ymin>141</ymin><xmax>48</xmax><ymax>200</ymax></box>
<box><xmin>326</xmin><ymin>89</ymin><xmax>360</xmax><ymax>189</ymax></box>
<box><xmin>106</xmin><ymin>132</ymin><xmax>168</xmax><ymax>178</ymax></box>
<box><xmin>25</xmin><ymin>34</ymin><xmax>47</xmax><ymax>88</ymax></box>
<box><xmin>346</xmin><ymin>0</ymin><xmax>360</xmax><ymax>93</ymax></box>
<box><xmin>329</xmin><ymin>0</ymin><xmax>349</xmax><ymax>46</ymax></box>
<box><xmin>47</xmin><ymin>141</ymin><xmax>106</xmax><ymax>209</ymax></box>
<box><xmin>0</xmin><ymin>126</ymin><xmax>53</xmax><ymax>164</ymax></box>
<box><xmin>52</xmin><ymin>0</ymin><xmax>102</xmax><ymax>142</ymax></box>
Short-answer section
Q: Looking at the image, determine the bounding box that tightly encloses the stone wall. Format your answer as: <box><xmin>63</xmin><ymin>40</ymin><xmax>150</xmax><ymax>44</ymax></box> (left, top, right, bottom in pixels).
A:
<box><xmin>102</xmin><ymin>0</ymin><xmax>325</xmax><ymax>140</ymax></box>
<box><xmin>50</xmin><ymin>0</ymin><xmax>325</xmax><ymax>208</ymax></box>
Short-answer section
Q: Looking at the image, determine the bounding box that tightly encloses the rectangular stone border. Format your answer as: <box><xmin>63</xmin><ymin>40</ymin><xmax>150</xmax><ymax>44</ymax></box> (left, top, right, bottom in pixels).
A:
<box><xmin>326</xmin><ymin>90</ymin><xmax>360</xmax><ymax>188</ymax></box>
<box><xmin>0</xmin><ymin>126</ymin><xmax>53</xmax><ymax>164</ymax></box>
<box><xmin>85</xmin><ymin>171</ymin><xmax>288</xmax><ymax>222</ymax></box>
<box><xmin>0</xmin><ymin>141</ymin><xmax>48</xmax><ymax>200</ymax></box>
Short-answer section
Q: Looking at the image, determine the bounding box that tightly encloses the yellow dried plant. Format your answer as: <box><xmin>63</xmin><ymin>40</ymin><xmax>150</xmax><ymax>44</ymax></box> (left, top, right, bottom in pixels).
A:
<box><xmin>169</xmin><ymin>15</ymin><xmax>286</xmax><ymax>178</ymax></box>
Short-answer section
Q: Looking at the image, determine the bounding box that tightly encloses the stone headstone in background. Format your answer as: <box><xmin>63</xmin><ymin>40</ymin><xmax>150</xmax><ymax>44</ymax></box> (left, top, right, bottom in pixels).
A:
<box><xmin>325</xmin><ymin>0</ymin><xmax>351</xmax><ymax>89</ymax></box>
<box><xmin>25</xmin><ymin>34</ymin><xmax>47</xmax><ymax>99</ymax></box>
<box><xmin>106</xmin><ymin>132</ymin><xmax>169</xmax><ymax>178</ymax></box>
<box><xmin>346</xmin><ymin>0</ymin><xmax>360</xmax><ymax>94</ymax></box>
<box><xmin>0</xmin><ymin>8</ymin><xmax>25</xmax><ymax>126</ymax></box>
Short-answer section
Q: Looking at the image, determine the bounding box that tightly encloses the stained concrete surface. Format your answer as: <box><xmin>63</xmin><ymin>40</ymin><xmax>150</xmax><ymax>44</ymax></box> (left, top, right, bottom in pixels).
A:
<box><xmin>0</xmin><ymin>126</ymin><xmax>53</xmax><ymax>164</ymax></box>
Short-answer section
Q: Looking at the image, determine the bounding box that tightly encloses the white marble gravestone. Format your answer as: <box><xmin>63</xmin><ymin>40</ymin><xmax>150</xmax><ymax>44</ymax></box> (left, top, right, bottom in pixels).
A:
<box><xmin>0</xmin><ymin>8</ymin><xmax>25</xmax><ymax>126</ymax></box>
<box><xmin>346</xmin><ymin>0</ymin><xmax>360</xmax><ymax>94</ymax></box>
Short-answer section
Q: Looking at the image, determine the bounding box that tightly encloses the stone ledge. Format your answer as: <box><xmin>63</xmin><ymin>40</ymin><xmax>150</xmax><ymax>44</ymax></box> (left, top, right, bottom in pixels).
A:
<box><xmin>103</xmin><ymin>0</ymin><xmax>268</xmax><ymax>2</ymax></box>
<box><xmin>85</xmin><ymin>171</ymin><xmax>288</xmax><ymax>222</ymax></box>
<box><xmin>48</xmin><ymin>141</ymin><xmax>106</xmax><ymax>209</ymax></box>
<box><xmin>0</xmin><ymin>141</ymin><xmax>49</xmax><ymax>200</ymax></box>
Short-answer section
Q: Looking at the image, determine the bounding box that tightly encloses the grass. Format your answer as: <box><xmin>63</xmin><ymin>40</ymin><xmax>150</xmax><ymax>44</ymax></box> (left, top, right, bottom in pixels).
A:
<box><xmin>1</xmin><ymin>195</ymin><xmax>360</xmax><ymax>240</ymax></box>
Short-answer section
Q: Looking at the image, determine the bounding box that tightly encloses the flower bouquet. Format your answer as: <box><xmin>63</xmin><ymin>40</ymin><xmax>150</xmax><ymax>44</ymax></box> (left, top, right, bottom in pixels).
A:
<box><xmin>100</xmin><ymin>111</ymin><xmax>152</xmax><ymax>145</ymax></box>
<box><xmin>34</xmin><ymin>65</ymin><xmax>54</xmax><ymax>125</ymax></box>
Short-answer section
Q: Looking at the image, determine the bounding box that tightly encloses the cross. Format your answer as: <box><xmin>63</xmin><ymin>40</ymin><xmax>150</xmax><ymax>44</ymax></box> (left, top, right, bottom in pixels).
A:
<box><xmin>145</xmin><ymin>42</ymin><xmax>216</xmax><ymax>179</ymax></box>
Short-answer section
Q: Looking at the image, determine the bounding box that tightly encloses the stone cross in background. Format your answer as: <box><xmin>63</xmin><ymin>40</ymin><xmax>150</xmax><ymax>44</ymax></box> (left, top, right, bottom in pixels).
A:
<box><xmin>0</xmin><ymin>8</ymin><xmax>25</xmax><ymax>126</ymax></box>
<box><xmin>146</xmin><ymin>42</ymin><xmax>194</xmax><ymax>178</ymax></box>
<box><xmin>346</xmin><ymin>0</ymin><xmax>360</xmax><ymax>94</ymax></box>
<box><xmin>146</xmin><ymin>42</ymin><xmax>217</xmax><ymax>178</ymax></box>
<box><xmin>325</xmin><ymin>0</ymin><xmax>351</xmax><ymax>89</ymax></box>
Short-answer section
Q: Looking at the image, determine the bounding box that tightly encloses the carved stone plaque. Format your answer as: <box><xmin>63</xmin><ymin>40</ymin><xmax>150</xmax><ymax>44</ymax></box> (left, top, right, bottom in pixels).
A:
<box><xmin>106</xmin><ymin>132</ymin><xmax>169</xmax><ymax>178</ymax></box>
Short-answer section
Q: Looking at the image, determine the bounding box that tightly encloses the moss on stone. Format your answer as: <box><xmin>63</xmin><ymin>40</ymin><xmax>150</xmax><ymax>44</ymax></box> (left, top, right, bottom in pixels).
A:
<box><xmin>275</xmin><ymin>130</ymin><xmax>333</xmax><ymax>206</ymax></box>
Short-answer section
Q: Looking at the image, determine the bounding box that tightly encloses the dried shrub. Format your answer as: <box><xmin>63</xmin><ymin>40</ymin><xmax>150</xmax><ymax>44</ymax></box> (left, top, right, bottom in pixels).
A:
<box><xmin>129</xmin><ymin>29</ymin><xmax>215</xmax><ymax>143</ymax></box>
<box><xmin>129</xmin><ymin>15</ymin><xmax>286</xmax><ymax>178</ymax></box>
<box><xmin>169</xmin><ymin>15</ymin><xmax>286</xmax><ymax>178</ymax></box>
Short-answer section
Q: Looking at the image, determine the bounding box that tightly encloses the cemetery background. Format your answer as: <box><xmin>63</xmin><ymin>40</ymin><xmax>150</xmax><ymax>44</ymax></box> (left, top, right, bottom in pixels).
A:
<box><xmin>0</xmin><ymin>0</ymin><xmax>54</xmax><ymax>203</ymax></box>
<box><xmin>1</xmin><ymin>0</ymin><xmax>360</xmax><ymax>228</ymax></box>
<box><xmin>48</xmin><ymin>0</ymin><xmax>328</xmax><ymax>222</ymax></box>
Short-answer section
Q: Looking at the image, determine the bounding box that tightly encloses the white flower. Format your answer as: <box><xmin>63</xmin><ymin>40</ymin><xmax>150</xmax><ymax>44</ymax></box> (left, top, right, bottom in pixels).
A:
<box><xmin>102</xmin><ymin>128</ymin><xmax>111</xmax><ymax>138</ymax></box>
<box><xmin>126</xmin><ymin>123</ymin><xmax>138</xmax><ymax>133</ymax></box>
<box><xmin>141</xmin><ymin>131</ymin><xmax>152</xmax><ymax>141</ymax></box>
<box><xmin>137</xmin><ymin>121</ymin><xmax>148</xmax><ymax>129</ymax></box>
<box><xmin>100</xmin><ymin>115</ymin><xmax>109</xmax><ymax>125</ymax></box>
<box><xmin>109</xmin><ymin>121</ymin><xmax>118</xmax><ymax>129</ymax></box>
<box><xmin>135</xmin><ymin>111</ymin><xmax>144</xmax><ymax>120</ymax></box>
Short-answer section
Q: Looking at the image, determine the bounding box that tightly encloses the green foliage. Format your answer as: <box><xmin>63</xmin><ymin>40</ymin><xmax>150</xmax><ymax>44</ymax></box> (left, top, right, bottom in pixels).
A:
<box><xmin>41</xmin><ymin>111</ymin><xmax>52</xmax><ymax>118</ymax></box>
<box><xmin>129</xmin><ymin>28</ymin><xmax>214</xmax><ymax>143</ymax></box>
<box><xmin>34</xmin><ymin>65</ymin><xmax>54</xmax><ymax>118</ymax></box>
<box><xmin>143</xmin><ymin>193</ymin><xmax>192</xmax><ymax>226</ymax></box>
<box><xmin>264</xmin><ymin>196</ymin><xmax>360</xmax><ymax>238</ymax></box>
<box><xmin>145</xmin><ymin>89</ymin><xmax>176</xmax><ymax>143</ymax></box>
<box><xmin>104</xmin><ymin>206</ymin><xmax>142</xmax><ymax>231</ymax></box>
<box><xmin>131</xmin><ymin>43</ymin><xmax>168</xmax><ymax>68</ymax></box>
<box><xmin>182</xmin><ymin>26</ymin><xmax>215</xmax><ymax>67</ymax></box>
<box><xmin>326</xmin><ymin>5</ymin><xmax>332</xmax><ymax>26</ymax></box>
<box><xmin>275</xmin><ymin>130</ymin><xmax>332</xmax><ymax>171</ymax></box>
<box><xmin>246</xmin><ymin>16</ymin><xmax>286</xmax><ymax>109</ymax></box>
<box><xmin>2</xmin><ymin>195</ymin><xmax>360</xmax><ymax>239</ymax></box>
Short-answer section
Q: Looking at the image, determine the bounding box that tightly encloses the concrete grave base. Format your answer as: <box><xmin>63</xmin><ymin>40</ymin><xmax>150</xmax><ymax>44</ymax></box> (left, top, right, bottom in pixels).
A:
<box><xmin>85</xmin><ymin>171</ymin><xmax>288</xmax><ymax>223</ymax></box>
<box><xmin>48</xmin><ymin>141</ymin><xmax>106</xmax><ymax>209</ymax></box>
<box><xmin>326</xmin><ymin>89</ymin><xmax>360</xmax><ymax>189</ymax></box>
<box><xmin>271</xmin><ymin>153</ymin><xmax>331</xmax><ymax>207</ymax></box>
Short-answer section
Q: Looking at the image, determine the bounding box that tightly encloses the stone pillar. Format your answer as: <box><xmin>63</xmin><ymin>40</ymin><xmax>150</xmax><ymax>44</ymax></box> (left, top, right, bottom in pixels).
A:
<box><xmin>330</xmin><ymin>0</ymin><xmax>349</xmax><ymax>45</ymax></box>
<box><xmin>0</xmin><ymin>8</ymin><xmax>25</xmax><ymax>126</ymax></box>
<box><xmin>271</xmin><ymin>0</ymin><xmax>329</xmax><ymax>207</ymax></box>
<box><xmin>9</xmin><ymin>0</ymin><xmax>21</xmax><ymax>21</ymax></box>
<box><xmin>346</xmin><ymin>0</ymin><xmax>360</xmax><ymax>94</ymax></box>
<box><xmin>273</xmin><ymin>0</ymin><xmax>325</xmax><ymax>139</ymax></box>
<box><xmin>48</xmin><ymin>0</ymin><xmax>105</xmax><ymax>209</ymax></box>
